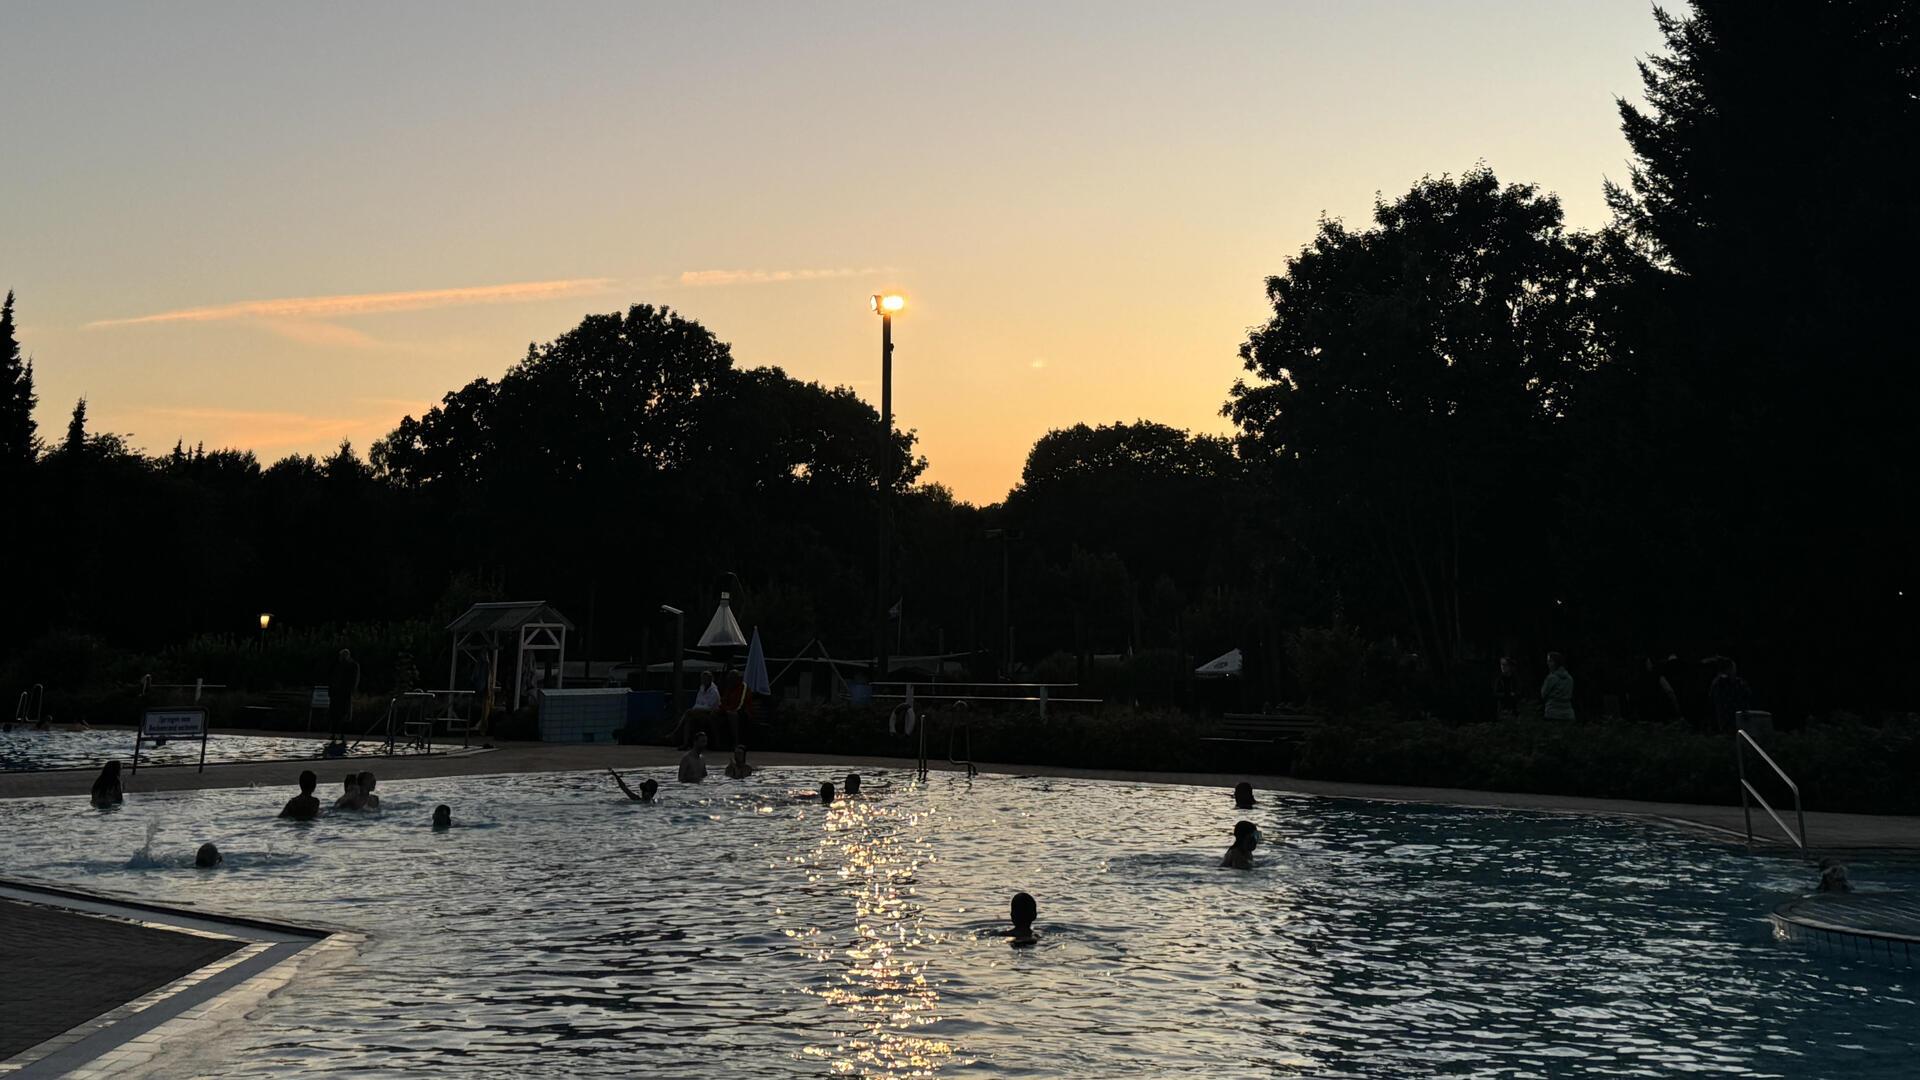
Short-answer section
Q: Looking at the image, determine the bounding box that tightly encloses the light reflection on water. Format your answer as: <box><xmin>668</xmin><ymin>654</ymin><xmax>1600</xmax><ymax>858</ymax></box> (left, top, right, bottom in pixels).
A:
<box><xmin>0</xmin><ymin>768</ymin><xmax>1917</xmax><ymax>1078</ymax></box>
<box><xmin>0</xmin><ymin>728</ymin><xmax>333</xmax><ymax>771</ymax></box>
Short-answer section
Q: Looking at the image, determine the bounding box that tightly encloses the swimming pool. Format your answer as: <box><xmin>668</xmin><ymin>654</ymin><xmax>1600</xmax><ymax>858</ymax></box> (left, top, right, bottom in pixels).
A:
<box><xmin>0</xmin><ymin>769</ymin><xmax>1914</xmax><ymax>1078</ymax></box>
<box><xmin>0</xmin><ymin>728</ymin><xmax>411</xmax><ymax>772</ymax></box>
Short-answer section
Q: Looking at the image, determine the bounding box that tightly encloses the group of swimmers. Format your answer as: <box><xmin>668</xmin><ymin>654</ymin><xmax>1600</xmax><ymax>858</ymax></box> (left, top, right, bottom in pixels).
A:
<box><xmin>275</xmin><ymin>767</ymin><xmax>452</xmax><ymax>829</ymax></box>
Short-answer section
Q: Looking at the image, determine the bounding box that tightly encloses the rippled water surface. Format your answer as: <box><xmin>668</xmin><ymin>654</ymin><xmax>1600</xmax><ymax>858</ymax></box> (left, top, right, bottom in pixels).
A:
<box><xmin>1</xmin><ymin>769</ymin><xmax>1915</xmax><ymax>1078</ymax></box>
<box><xmin>1</xmin><ymin>729</ymin><xmax>403</xmax><ymax>771</ymax></box>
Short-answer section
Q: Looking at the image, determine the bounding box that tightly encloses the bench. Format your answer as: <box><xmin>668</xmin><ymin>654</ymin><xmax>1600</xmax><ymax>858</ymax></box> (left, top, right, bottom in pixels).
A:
<box><xmin>1201</xmin><ymin>711</ymin><xmax>1322</xmax><ymax>744</ymax></box>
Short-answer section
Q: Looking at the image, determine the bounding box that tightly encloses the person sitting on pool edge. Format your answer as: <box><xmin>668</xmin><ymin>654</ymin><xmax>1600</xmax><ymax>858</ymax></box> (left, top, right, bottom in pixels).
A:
<box><xmin>90</xmin><ymin>761</ymin><xmax>124</xmax><ymax>809</ymax></box>
<box><xmin>432</xmin><ymin>805</ymin><xmax>452</xmax><ymax>830</ymax></box>
<box><xmin>334</xmin><ymin>775</ymin><xmax>364</xmax><ymax>811</ymax></box>
<box><xmin>195</xmin><ymin>842</ymin><xmax>223</xmax><ymax>868</ymax></box>
<box><xmin>609</xmin><ymin>770</ymin><xmax>660</xmax><ymax>803</ymax></box>
<box><xmin>1009</xmin><ymin>892</ymin><xmax>1038</xmax><ymax>946</ymax></box>
<box><xmin>679</xmin><ymin>733</ymin><xmax>708</xmax><ymax>783</ymax></box>
<box><xmin>1233</xmin><ymin>782</ymin><xmax>1256</xmax><ymax>810</ymax></box>
<box><xmin>358</xmin><ymin>771</ymin><xmax>381</xmax><ymax>811</ymax></box>
<box><xmin>1223</xmin><ymin>820</ymin><xmax>1259</xmax><ymax>869</ymax></box>
<box><xmin>725</xmin><ymin>745</ymin><xmax>753</xmax><ymax>780</ymax></box>
<box><xmin>280</xmin><ymin>770</ymin><xmax>321</xmax><ymax>820</ymax></box>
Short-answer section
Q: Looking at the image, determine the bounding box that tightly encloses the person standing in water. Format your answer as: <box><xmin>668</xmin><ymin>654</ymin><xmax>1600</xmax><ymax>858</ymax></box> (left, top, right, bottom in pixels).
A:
<box><xmin>818</xmin><ymin>781</ymin><xmax>835</xmax><ymax>806</ymax></box>
<box><xmin>90</xmin><ymin>761</ymin><xmax>123</xmax><ymax>809</ymax></box>
<box><xmin>725</xmin><ymin>745</ymin><xmax>753</xmax><ymax>779</ymax></box>
<box><xmin>357</xmin><ymin>771</ymin><xmax>381</xmax><ymax>810</ymax></box>
<box><xmin>334</xmin><ymin>775</ymin><xmax>364</xmax><ymax>811</ymax></box>
<box><xmin>432</xmin><ymin>805</ymin><xmax>452</xmax><ymax>830</ymax></box>
<box><xmin>1008</xmin><ymin>892</ymin><xmax>1038</xmax><ymax>946</ymax></box>
<box><xmin>1233</xmin><ymin>782</ymin><xmax>1255</xmax><ymax>809</ymax></box>
<box><xmin>1223</xmin><ymin>820</ymin><xmax>1260</xmax><ymax>869</ymax></box>
<box><xmin>844</xmin><ymin>773</ymin><xmax>862</xmax><ymax>797</ymax></box>
<box><xmin>678</xmin><ymin>733</ymin><xmax>708</xmax><ymax>783</ymax></box>
<box><xmin>280</xmin><ymin>770</ymin><xmax>321</xmax><ymax>819</ymax></box>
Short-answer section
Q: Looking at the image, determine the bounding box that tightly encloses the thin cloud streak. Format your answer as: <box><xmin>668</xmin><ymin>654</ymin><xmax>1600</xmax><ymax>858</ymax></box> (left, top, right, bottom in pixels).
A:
<box><xmin>88</xmin><ymin>278</ymin><xmax>617</xmax><ymax>328</ymax></box>
<box><xmin>676</xmin><ymin>267</ymin><xmax>897</xmax><ymax>287</ymax></box>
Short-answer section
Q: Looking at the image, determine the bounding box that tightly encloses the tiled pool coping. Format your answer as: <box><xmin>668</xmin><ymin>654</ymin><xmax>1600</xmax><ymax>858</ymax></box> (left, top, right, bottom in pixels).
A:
<box><xmin>0</xmin><ymin>880</ymin><xmax>350</xmax><ymax>1079</ymax></box>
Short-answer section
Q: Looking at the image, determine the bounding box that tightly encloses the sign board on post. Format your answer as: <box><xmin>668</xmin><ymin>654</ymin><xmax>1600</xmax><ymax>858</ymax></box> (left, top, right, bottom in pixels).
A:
<box><xmin>132</xmin><ymin>706</ymin><xmax>211</xmax><ymax>774</ymax></box>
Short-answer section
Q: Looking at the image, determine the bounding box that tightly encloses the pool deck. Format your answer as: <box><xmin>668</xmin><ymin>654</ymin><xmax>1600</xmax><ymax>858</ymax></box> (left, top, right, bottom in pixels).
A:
<box><xmin>4</xmin><ymin>731</ymin><xmax>1918</xmax><ymax>852</ymax></box>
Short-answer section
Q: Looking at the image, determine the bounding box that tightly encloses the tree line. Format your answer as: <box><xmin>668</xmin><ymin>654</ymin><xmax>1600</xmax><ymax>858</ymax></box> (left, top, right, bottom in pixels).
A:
<box><xmin>3</xmin><ymin>2</ymin><xmax>1916</xmax><ymax>724</ymax></box>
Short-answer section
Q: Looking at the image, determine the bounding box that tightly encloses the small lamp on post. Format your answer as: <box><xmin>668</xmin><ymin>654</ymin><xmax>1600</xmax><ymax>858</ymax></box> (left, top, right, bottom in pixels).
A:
<box><xmin>258</xmin><ymin>612</ymin><xmax>272</xmax><ymax>653</ymax></box>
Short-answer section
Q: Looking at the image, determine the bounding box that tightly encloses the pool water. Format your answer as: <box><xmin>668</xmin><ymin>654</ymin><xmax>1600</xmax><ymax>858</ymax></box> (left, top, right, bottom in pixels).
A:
<box><xmin>0</xmin><ymin>728</ymin><xmax>409</xmax><ymax>772</ymax></box>
<box><xmin>0</xmin><ymin>769</ymin><xmax>1915</xmax><ymax>1078</ymax></box>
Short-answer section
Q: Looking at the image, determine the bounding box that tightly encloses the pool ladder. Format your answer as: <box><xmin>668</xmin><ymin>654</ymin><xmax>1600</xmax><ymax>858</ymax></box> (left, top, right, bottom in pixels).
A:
<box><xmin>915</xmin><ymin>697</ymin><xmax>978</xmax><ymax>782</ymax></box>
<box><xmin>13</xmin><ymin>684</ymin><xmax>43</xmax><ymax>725</ymax></box>
<box><xmin>1736</xmin><ymin>727</ymin><xmax>1806</xmax><ymax>853</ymax></box>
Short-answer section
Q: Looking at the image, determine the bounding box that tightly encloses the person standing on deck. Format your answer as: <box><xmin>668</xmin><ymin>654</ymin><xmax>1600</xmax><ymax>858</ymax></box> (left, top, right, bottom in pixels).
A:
<box><xmin>1541</xmin><ymin>652</ymin><xmax>1576</xmax><ymax>722</ymax></box>
<box><xmin>328</xmin><ymin>649</ymin><xmax>360</xmax><ymax>742</ymax></box>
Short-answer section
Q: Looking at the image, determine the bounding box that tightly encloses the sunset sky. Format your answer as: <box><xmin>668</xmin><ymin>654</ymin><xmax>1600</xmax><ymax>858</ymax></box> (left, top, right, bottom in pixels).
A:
<box><xmin>2</xmin><ymin>2</ymin><xmax>1661</xmax><ymax>504</ymax></box>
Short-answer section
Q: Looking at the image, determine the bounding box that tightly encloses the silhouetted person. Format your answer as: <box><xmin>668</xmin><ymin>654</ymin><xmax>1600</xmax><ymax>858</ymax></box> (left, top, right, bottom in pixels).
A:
<box><xmin>1493</xmin><ymin>656</ymin><xmax>1521</xmax><ymax>720</ymax></box>
<box><xmin>1541</xmin><ymin>652</ymin><xmax>1575</xmax><ymax>722</ymax></box>
<box><xmin>679</xmin><ymin>733</ymin><xmax>708</xmax><ymax>782</ymax></box>
<box><xmin>719</xmin><ymin>671</ymin><xmax>748</xmax><ymax>747</ymax></box>
<box><xmin>334</xmin><ymin>775</ymin><xmax>364</xmax><ymax>811</ymax></box>
<box><xmin>195</xmin><ymin>842</ymin><xmax>223</xmax><ymax>868</ymax></box>
<box><xmin>329</xmin><ymin>648</ymin><xmax>360</xmax><ymax>740</ymax></box>
<box><xmin>725</xmin><ymin>745</ymin><xmax>753</xmax><ymax>779</ymax></box>
<box><xmin>90</xmin><ymin>761</ymin><xmax>123</xmax><ymax>809</ymax></box>
<box><xmin>1009</xmin><ymin>892</ymin><xmax>1038</xmax><ymax>946</ymax></box>
<box><xmin>1710</xmin><ymin>658</ymin><xmax>1752</xmax><ymax>732</ymax></box>
<box><xmin>668</xmin><ymin>672</ymin><xmax>721</xmax><ymax>749</ymax></box>
<box><xmin>844</xmin><ymin>772</ymin><xmax>862</xmax><ymax>796</ymax></box>
<box><xmin>280</xmin><ymin>770</ymin><xmax>321</xmax><ymax>819</ymax></box>
<box><xmin>432</xmin><ymin>805</ymin><xmax>452</xmax><ymax>830</ymax></box>
<box><xmin>1233</xmin><ymin>782</ymin><xmax>1255</xmax><ymax>810</ymax></box>
<box><xmin>610</xmin><ymin>770</ymin><xmax>660</xmax><ymax>801</ymax></box>
<box><xmin>1223</xmin><ymin>820</ymin><xmax>1259</xmax><ymax>869</ymax></box>
<box><xmin>1635</xmin><ymin>655</ymin><xmax>1683</xmax><ymax>724</ymax></box>
<box><xmin>1819</xmin><ymin>858</ymin><xmax>1852</xmax><ymax>893</ymax></box>
<box><xmin>818</xmin><ymin>781</ymin><xmax>835</xmax><ymax>806</ymax></box>
<box><xmin>357</xmin><ymin>771</ymin><xmax>381</xmax><ymax>810</ymax></box>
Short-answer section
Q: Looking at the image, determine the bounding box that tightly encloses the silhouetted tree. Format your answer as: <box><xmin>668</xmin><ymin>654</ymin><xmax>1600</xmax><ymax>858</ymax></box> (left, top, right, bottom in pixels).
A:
<box><xmin>63</xmin><ymin>397</ymin><xmax>87</xmax><ymax>456</ymax></box>
<box><xmin>0</xmin><ymin>291</ymin><xmax>36</xmax><ymax>468</ymax></box>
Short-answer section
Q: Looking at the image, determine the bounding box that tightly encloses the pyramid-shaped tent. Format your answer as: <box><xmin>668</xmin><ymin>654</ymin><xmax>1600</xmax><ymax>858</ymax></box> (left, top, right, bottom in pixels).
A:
<box><xmin>698</xmin><ymin>593</ymin><xmax>749</xmax><ymax>649</ymax></box>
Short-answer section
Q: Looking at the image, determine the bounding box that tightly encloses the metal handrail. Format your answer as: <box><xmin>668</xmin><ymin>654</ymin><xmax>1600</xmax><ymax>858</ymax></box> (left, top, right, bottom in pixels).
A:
<box><xmin>14</xmin><ymin>684</ymin><xmax>43</xmax><ymax>723</ymax></box>
<box><xmin>1736</xmin><ymin>728</ymin><xmax>1806</xmax><ymax>852</ymax></box>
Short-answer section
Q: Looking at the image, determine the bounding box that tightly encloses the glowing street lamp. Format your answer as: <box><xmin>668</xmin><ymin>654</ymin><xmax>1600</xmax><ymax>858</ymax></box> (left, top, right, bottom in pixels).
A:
<box><xmin>258</xmin><ymin>612</ymin><xmax>272</xmax><ymax>653</ymax></box>
<box><xmin>870</xmin><ymin>294</ymin><xmax>905</xmax><ymax>682</ymax></box>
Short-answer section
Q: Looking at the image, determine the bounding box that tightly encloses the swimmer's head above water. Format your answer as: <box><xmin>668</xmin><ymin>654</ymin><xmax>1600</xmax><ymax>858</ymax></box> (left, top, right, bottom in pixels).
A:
<box><xmin>298</xmin><ymin>770</ymin><xmax>317</xmax><ymax>795</ymax></box>
<box><xmin>844</xmin><ymin>773</ymin><xmax>861</xmax><ymax>796</ymax></box>
<box><xmin>1010</xmin><ymin>892</ymin><xmax>1038</xmax><ymax>945</ymax></box>
<box><xmin>1233</xmin><ymin>782</ymin><xmax>1255</xmax><ymax>809</ymax></box>
<box><xmin>639</xmin><ymin>778</ymin><xmax>659</xmax><ymax>802</ymax></box>
<box><xmin>195</xmin><ymin>842</ymin><xmax>222</xmax><ymax>868</ymax></box>
<box><xmin>818</xmin><ymin>781</ymin><xmax>835</xmax><ymax>806</ymax></box>
<box><xmin>432</xmin><ymin>805</ymin><xmax>451</xmax><ymax>830</ymax></box>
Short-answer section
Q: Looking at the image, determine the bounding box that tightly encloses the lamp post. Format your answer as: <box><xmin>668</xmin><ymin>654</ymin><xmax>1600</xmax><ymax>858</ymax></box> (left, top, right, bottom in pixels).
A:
<box><xmin>659</xmin><ymin>604</ymin><xmax>685</xmax><ymax>719</ymax></box>
<box><xmin>870</xmin><ymin>293</ymin><xmax>904</xmax><ymax>688</ymax></box>
<box><xmin>258</xmin><ymin>612</ymin><xmax>272</xmax><ymax>653</ymax></box>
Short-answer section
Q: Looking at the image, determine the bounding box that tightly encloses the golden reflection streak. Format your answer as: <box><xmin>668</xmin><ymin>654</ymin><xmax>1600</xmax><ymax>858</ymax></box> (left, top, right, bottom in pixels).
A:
<box><xmin>796</xmin><ymin>790</ymin><xmax>964</xmax><ymax>1077</ymax></box>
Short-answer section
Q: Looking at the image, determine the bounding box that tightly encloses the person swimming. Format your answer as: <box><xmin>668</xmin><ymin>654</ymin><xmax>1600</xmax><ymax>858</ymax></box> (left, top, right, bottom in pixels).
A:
<box><xmin>1009</xmin><ymin>892</ymin><xmax>1038</xmax><ymax>946</ymax></box>
<box><xmin>1222</xmin><ymin>820</ymin><xmax>1259</xmax><ymax>869</ymax></box>
<box><xmin>432</xmin><ymin>805</ymin><xmax>452</xmax><ymax>830</ymax></box>
<box><xmin>1233</xmin><ymin>782</ymin><xmax>1256</xmax><ymax>810</ymax></box>
<box><xmin>334</xmin><ymin>776</ymin><xmax>364</xmax><ymax>811</ymax></box>
<box><xmin>195</xmin><ymin>842</ymin><xmax>223</xmax><ymax>868</ymax></box>
<box><xmin>818</xmin><ymin>781</ymin><xmax>835</xmax><ymax>806</ymax></box>
<box><xmin>679</xmin><ymin>733</ymin><xmax>709</xmax><ymax>783</ymax></box>
<box><xmin>357</xmin><ymin>771</ymin><xmax>381</xmax><ymax>811</ymax></box>
<box><xmin>610</xmin><ymin>770</ymin><xmax>660</xmax><ymax>803</ymax></box>
<box><xmin>844</xmin><ymin>772</ymin><xmax>862</xmax><ymax>796</ymax></box>
<box><xmin>280</xmin><ymin>769</ymin><xmax>321</xmax><ymax>820</ymax></box>
<box><xmin>725</xmin><ymin>745</ymin><xmax>753</xmax><ymax>779</ymax></box>
<box><xmin>90</xmin><ymin>761</ymin><xmax>124</xmax><ymax>809</ymax></box>
<box><xmin>1819</xmin><ymin>858</ymin><xmax>1853</xmax><ymax>893</ymax></box>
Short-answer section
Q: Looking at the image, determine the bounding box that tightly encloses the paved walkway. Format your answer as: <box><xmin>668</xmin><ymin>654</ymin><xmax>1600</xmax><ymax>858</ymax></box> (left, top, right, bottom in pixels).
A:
<box><xmin>0</xmin><ymin>898</ymin><xmax>240</xmax><ymax>1059</ymax></box>
<box><xmin>5</xmin><ymin>732</ymin><xmax>1918</xmax><ymax>851</ymax></box>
